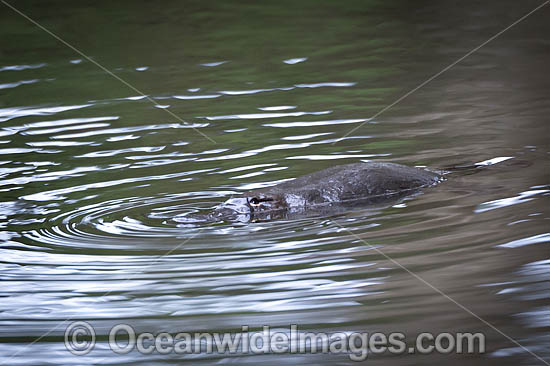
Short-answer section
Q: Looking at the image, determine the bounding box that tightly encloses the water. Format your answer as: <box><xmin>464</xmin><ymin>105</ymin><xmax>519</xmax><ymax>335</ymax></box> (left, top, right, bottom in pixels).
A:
<box><xmin>1</xmin><ymin>0</ymin><xmax>549</xmax><ymax>365</ymax></box>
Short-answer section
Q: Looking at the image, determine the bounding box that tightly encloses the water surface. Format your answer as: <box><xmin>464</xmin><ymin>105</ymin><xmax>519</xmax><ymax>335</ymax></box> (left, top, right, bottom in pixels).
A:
<box><xmin>1</xmin><ymin>0</ymin><xmax>549</xmax><ymax>365</ymax></box>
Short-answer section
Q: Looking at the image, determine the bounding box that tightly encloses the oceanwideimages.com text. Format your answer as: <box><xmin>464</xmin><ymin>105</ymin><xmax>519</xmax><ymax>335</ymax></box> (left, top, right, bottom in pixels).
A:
<box><xmin>65</xmin><ymin>322</ymin><xmax>485</xmax><ymax>361</ymax></box>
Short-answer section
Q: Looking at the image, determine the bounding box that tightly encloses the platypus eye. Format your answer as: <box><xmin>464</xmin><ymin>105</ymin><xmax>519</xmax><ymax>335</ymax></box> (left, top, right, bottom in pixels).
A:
<box><xmin>248</xmin><ymin>196</ymin><xmax>274</xmax><ymax>208</ymax></box>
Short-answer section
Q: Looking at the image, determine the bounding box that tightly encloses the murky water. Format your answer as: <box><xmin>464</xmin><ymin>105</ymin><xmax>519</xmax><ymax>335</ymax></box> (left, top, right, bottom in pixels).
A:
<box><xmin>1</xmin><ymin>1</ymin><xmax>549</xmax><ymax>365</ymax></box>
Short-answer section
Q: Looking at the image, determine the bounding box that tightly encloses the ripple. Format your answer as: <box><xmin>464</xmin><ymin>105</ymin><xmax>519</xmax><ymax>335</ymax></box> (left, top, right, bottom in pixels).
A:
<box><xmin>125</xmin><ymin>148</ymin><xmax>227</xmax><ymax>161</ymax></box>
<box><xmin>283</xmin><ymin>57</ymin><xmax>308</xmax><ymax>65</ymax></box>
<box><xmin>474</xmin><ymin>156</ymin><xmax>514</xmax><ymax>166</ymax></box>
<box><xmin>215</xmin><ymin>163</ymin><xmax>276</xmax><ymax>175</ymax></box>
<box><xmin>203</xmin><ymin>110</ymin><xmax>331</xmax><ymax>121</ymax></box>
<box><xmin>173</xmin><ymin>94</ymin><xmax>221</xmax><ymax>100</ymax></box>
<box><xmin>219</xmin><ymin>87</ymin><xmax>293</xmax><ymax>95</ymax></box>
<box><xmin>76</xmin><ymin>146</ymin><xmax>166</xmax><ymax>158</ymax></box>
<box><xmin>286</xmin><ymin>154</ymin><xmax>390</xmax><ymax>160</ymax></box>
<box><xmin>106</xmin><ymin>134</ymin><xmax>141</xmax><ymax>142</ymax></box>
<box><xmin>282</xmin><ymin>132</ymin><xmax>333</xmax><ymax>140</ymax></box>
<box><xmin>0</xmin><ymin>147</ymin><xmax>40</xmax><ymax>155</ymax></box>
<box><xmin>475</xmin><ymin>188</ymin><xmax>550</xmax><ymax>213</ymax></box>
<box><xmin>258</xmin><ymin>106</ymin><xmax>297</xmax><ymax>111</ymax></box>
<box><xmin>20</xmin><ymin>168</ymin><xmax>216</xmax><ymax>201</ymax></box>
<box><xmin>52</xmin><ymin>122</ymin><xmax>208</xmax><ymax>139</ymax></box>
<box><xmin>24</xmin><ymin>116</ymin><xmax>119</xmax><ymax>129</ymax></box>
<box><xmin>118</xmin><ymin>95</ymin><xmax>147</xmax><ymax>101</ymax></box>
<box><xmin>0</xmin><ymin>104</ymin><xmax>93</xmax><ymax>123</ymax></box>
<box><xmin>295</xmin><ymin>82</ymin><xmax>356</xmax><ymax>88</ymax></box>
<box><xmin>197</xmin><ymin>136</ymin><xmax>375</xmax><ymax>162</ymax></box>
<box><xmin>496</xmin><ymin>233</ymin><xmax>550</xmax><ymax>248</ymax></box>
<box><xmin>0</xmin><ymin>63</ymin><xmax>46</xmax><ymax>72</ymax></box>
<box><xmin>27</xmin><ymin>141</ymin><xmax>94</xmax><ymax>147</ymax></box>
<box><xmin>0</xmin><ymin>79</ymin><xmax>40</xmax><ymax>90</ymax></box>
<box><xmin>23</xmin><ymin>122</ymin><xmax>112</xmax><ymax>136</ymax></box>
<box><xmin>264</xmin><ymin>118</ymin><xmax>370</xmax><ymax>128</ymax></box>
<box><xmin>1</xmin><ymin>166</ymin><xmax>103</xmax><ymax>188</ymax></box>
<box><xmin>200</xmin><ymin>61</ymin><xmax>228</xmax><ymax>67</ymax></box>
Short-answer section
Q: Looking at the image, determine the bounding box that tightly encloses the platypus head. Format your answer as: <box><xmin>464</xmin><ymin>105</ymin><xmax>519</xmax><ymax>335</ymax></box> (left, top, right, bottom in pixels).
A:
<box><xmin>210</xmin><ymin>193</ymin><xmax>286</xmax><ymax>221</ymax></box>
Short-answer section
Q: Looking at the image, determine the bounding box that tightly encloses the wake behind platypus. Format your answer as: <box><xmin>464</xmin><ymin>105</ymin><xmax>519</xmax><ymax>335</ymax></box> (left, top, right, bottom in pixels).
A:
<box><xmin>188</xmin><ymin>162</ymin><xmax>443</xmax><ymax>223</ymax></box>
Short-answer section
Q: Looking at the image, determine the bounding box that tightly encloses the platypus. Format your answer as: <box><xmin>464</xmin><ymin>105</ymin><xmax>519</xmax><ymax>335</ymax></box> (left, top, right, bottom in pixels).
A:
<box><xmin>204</xmin><ymin>162</ymin><xmax>442</xmax><ymax>222</ymax></box>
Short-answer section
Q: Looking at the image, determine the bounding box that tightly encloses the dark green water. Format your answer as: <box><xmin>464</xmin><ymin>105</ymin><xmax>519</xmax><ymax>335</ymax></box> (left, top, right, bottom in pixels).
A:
<box><xmin>1</xmin><ymin>0</ymin><xmax>549</xmax><ymax>365</ymax></box>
